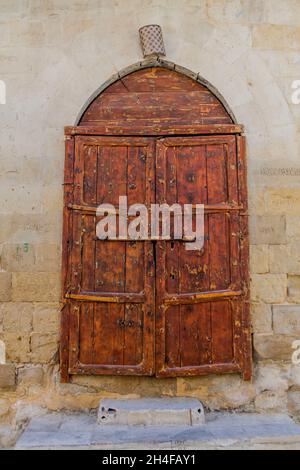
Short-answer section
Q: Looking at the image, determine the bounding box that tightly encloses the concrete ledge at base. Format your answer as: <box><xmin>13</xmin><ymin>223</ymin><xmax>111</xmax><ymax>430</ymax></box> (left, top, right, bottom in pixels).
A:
<box><xmin>0</xmin><ymin>363</ymin><xmax>16</xmax><ymax>389</ymax></box>
<box><xmin>14</xmin><ymin>412</ymin><xmax>300</xmax><ymax>450</ymax></box>
<box><xmin>97</xmin><ymin>398</ymin><xmax>205</xmax><ymax>426</ymax></box>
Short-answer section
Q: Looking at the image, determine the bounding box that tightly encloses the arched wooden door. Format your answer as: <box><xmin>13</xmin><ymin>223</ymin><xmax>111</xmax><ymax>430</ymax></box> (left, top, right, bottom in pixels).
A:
<box><xmin>61</xmin><ymin>67</ymin><xmax>251</xmax><ymax>382</ymax></box>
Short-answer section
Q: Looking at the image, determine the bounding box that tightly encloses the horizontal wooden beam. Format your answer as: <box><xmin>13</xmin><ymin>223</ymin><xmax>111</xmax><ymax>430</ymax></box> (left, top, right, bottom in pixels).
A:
<box><xmin>69</xmin><ymin>363</ymin><xmax>151</xmax><ymax>375</ymax></box>
<box><xmin>65</xmin><ymin>124</ymin><xmax>244</xmax><ymax>136</ymax></box>
<box><xmin>164</xmin><ymin>289</ymin><xmax>242</xmax><ymax>305</ymax></box>
<box><xmin>65</xmin><ymin>292</ymin><xmax>145</xmax><ymax>303</ymax></box>
<box><xmin>68</xmin><ymin>203</ymin><xmax>244</xmax><ymax>214</ymax></box>
<box><xmin>157</xmin><ymin>362</ymin><xmax>240</xmax><ymax>377</ymax></box>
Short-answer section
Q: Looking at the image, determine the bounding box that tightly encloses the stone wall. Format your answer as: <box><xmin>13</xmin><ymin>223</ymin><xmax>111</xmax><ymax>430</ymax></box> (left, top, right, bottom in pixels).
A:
<box><xmin>1</xmin><ymin>0</ymin><xmax>300</xmax><ymax>433</ymax></box>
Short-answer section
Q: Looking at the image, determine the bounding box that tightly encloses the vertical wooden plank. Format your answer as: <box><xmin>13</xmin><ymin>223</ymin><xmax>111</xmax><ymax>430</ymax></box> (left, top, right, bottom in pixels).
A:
<box><xmin>83</xmin><ymin>144</ymin><xmax>98</xmax><ymax>204</ymax></box>
<box><xmin>93</xmin><ymin>143</ymin><xmax>127</xmax><ymax>365</ymax></box>
<box><xmin>237</xmin><ymin>135</ymin><xmax>252</xmax><ymax>380</ymax></box>
<box><xmin>73</xmin><ymin>138</ymin><xmax>84</xmax><ymax>205</ymax></box>
<box><xmin>60</xmin><ymin>303</ymin><xmax>70</xmax><ymax>382</ymax></box>
<box><xmin>79</xmin><ymin>214</ymin><xmax>95</xmax><ymax>364</ymax></box>
<box><xmin>124</xmin><ymin>145</ymin><xmax>146</xmax><ymax>365</ymax></box>
<box><xmin>226</xmin><ymin>137</ymin><xmax>239</xmax><ymax>206</ymax></box>
<box><xmin>142</xmin><ymin>139</ymin><xmax>156</xmax><ymax>373</ymax></box>
<box><xmin>155</xmin><ymin>140</ymin><xmax>167</xmax><ymax>375</ymax></box>
<box><xmin>165</xmin><ymin>306</ymin><xmax>181</xmax><ymax>368</ymax></box>
<box><xmin>211</xmin><ymin>301</ymin><xmax>233</xmax><ymax>363</ymax></box>
<box><xmin>68</xmin><ymin>302</ymin><xmax>80</xmax><ymax>371</ymax></box>
<box><xmin>79</xmin><ymin>302</ymin><xmax>94</xmax><ymax>364</ymax></box>
<box><xmin>206</xmin><ymin>144</ymin><xmax>227</xmax><ymax>204</ymax></box>
<box><xmin>227</xmin><ymin>138</ymin><xmax>241</xmax><ymax>291</ymax></box>
<box><xmin>164</xmin><ymin>146</ymin><xmax>181</xmax><ymax>368</ymax></box>
<box><xmin>93</xmin><ymin>302</ymin><xmax>124</xmax><ymax>365</ymax></box>
<box><xmin>70</xmin><ymin>212</ymin><xmax>83</xmax><ymax>293</ymax></box>
<box><xmin>176</xmin><ymin>144</ymin><xmax>207</xmax><ymax>204</ymax></box>
<box><xmin>60</xmin><ymin>136</ymin><xmax>74</xmax><ymax>382</ymax></box>
<box><xmin>232</xmin><ymin>299</ymin><xmax>244</xmax><ymax>372</ymax></box>
<box><xmin>123</xmin><ymin>304</ymin><xmax>143</xmax><ymax>365</ymax></box>
<box><xmin>208</xmin><ymin>213</ymin><xmax>230</xmax><ymax>290</ymax></box>
<box><xmin>180</xmin><ymin>303</ymin><xmax>211</xmax><ymax>366</ymax></box>
<box><xmin>207</xmin><ymin>144</ymin><xmax>230</xmax><ymax>290</ymax></box>
<box><xmin>96</xmin><ymin>145</ymin><xmax>127</xmax><ymax>205</ymax></box>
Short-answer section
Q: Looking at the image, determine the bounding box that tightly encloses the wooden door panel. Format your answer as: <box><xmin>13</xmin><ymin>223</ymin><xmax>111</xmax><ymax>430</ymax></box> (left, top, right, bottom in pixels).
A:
<box><xmin>65</xmin><ymin>136</ymin><xmax>155</xmax><ymax>376</ymax></box>
<box><xmin>61</xmin><ymin>133</ymin><xmax>251</xmax><ymax>381</ymax></box>
<box><xmin>155</xmin><ymin>136</ymin><xmax>250</xmax><ymax>378</ymax></box>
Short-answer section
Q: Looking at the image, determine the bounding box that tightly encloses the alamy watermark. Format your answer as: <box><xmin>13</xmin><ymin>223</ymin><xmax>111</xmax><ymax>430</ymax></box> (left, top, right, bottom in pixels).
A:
<box><xmin>96</xmin><ymin>196</ymin><xmax>204</xmax><ymax>251</ymax></box>
<box><xmin>0</xmin><ymin>80</ymin><xmax>6</xmax><ymax>104</ymax></box>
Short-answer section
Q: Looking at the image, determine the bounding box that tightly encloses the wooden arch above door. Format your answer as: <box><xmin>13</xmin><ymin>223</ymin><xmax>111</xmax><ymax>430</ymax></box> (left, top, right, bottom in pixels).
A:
<box><xmin>61</xmin><ymin>64</ymin><xmax>252</xmax><ymax>382</ymax></box>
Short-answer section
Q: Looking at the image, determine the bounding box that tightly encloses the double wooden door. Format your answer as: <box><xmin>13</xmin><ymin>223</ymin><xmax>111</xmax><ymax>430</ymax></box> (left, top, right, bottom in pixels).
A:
<box><xmin>61</xmin><ymin>134</ymin><xmax>251</xmax><ymax>380</ymax></box>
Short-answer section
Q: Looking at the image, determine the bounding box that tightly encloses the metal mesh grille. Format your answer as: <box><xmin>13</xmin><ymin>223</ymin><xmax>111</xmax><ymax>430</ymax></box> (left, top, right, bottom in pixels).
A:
<box><xmin>139</xmin><ymin>25</ymin><xmax>166</xmax><ymax>57</ymax></box>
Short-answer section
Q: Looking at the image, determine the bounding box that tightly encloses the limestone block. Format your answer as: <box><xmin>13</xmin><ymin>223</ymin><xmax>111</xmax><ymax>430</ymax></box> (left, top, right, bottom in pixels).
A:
<box><xmin>254</xmin><ymin>334</ymin><xmax>297</xmax><ymax>360</ymax></box>
<box><xmin>1</xmin><ymin>303</ymin><xmax>32</xmax><ymax>333</ymax></box>
<box><xmin>30</xmin><ymin>332</ymin><xmax>59</xmax><ymax>364</ymax></box>
<box><xmin>12</xmin><ymin>273</ymin><xmax>61</xmax><ymax>302</ymax></box>
<box><xmin>32</xmin><ymin>303</ymin><xmax>60</xmax><ymax>334</ymax></box>
<box><xmin>1</xmin><ymin>0</ymin><xmax>28</xmax><ymax>15</ymax></box>
<box><xmin>250</xmin><ymin>245</ymin><xmax>269</xmax><ymax>274</ymax></box>
<box><xmin>3</xmin><ymin>213</ymin><xmax>61</xmax><ymax>245</ymax></box>
<box><xmin>177</xmin><ymin>374</ymin><xmax>255</xmax><ymax>410</ymax></box>
<box><xmin>13</xmin><ymin>404</ymin><xmax>47</xmax><ymax>430</ymax></box>
<box><xmin>288</xmin><ymin>275</ymin><xmax>300</xmax><ymax>302</ymax></box>
<box><xmin>2</xmin><ymin>333</ymin><xmax>30</xmax><ymax>363</ymax></box>
<box><xmin>287</xmin><ymin>217</ymin><xmax>300</xmax><ymax>241</ymax></box>
<box><xmin>253</xmin><ymin>25</ymin><xmax>300</xmax><ymax>51</ymax></box>
<box><xmin>250</xmin><ymin>81</ymin><xmax>293</xmax><ymax>128</ymax></box>
<box><xmin>0</xmin><ymin>244</ymin><xmax>35</xmax><ymax>272</ymax></box>
<box><xmin>34</xmin><ymin>244</ymin><xmax>61</xmax><ymax>272</ymax></box>
<box><xmin>71</xmin><ymin>374</ymin><xmax>177</xmax><ymax>397</ymax></box>
<box><xmin>251</xmin><ymin>274</ymin><xmax>287</xmax><ymax>303</ymax></box>
<box><xmin>0</xmin><ymin>363</ymin><xmax>15</xmax><ymax>389</ymax></box>
<box><xmin>0</xmin><ymin>272</ymin><xmax>12</xmax><ymax>302</ymax></box>
<box><xmin>264</xmin><ymin>0</ymin><xmax>300</xmax><ymax>26</ymax></box>
<box><xmin>97</xmin><ymin>398</ymin><xmax>205</xmax><ymax>426</ymax></box>
<box><xmin>255</xmin><ymin>390</ymin><xmax>287</xmax><ymax>412</ymax></box>
<box><xmin>0</xmin><ymin>398</ymin><xmax>10</xmax><ymax>420</ymax></box>
<box><xmin>264</xmin><ymin>189</ymin><xmax>300</xmax><ymax>215</ymax></box>
<box><xmin>254</xmin><ymin>363</ymin><xmax>290</xmax><ymax>393</ymax></box>
<box><xmin>0</xmin><ymin>182</ymin><xmax>43</xmax><ymax>215</ymax></box>
<box><xmin>270</xmin><ymin>245</ymin><xmax>289</xmax><ymax>273</ymax></box>
<box><xmin>207</xmin><ymin>0</ymin><xmax>264</xmax><ymax>24</ymax></box>
<box><xmin>0</xmin><ymin>425</ymin><xmax>20</xmax><ymax>449</ymax></box>
<box><xmin>249</xmin><ymin>215</ymin><xmax>286</xmax><ymax>244</ymax></box>
<box><xmin>17</xmin><ymin>365</ymin><xmax>44</xmax><ymax>386</ymax></box>
<box><xmin>251</xmin><ymin>302</ymin><xmax>272</xmax><ymax>334</ymax></box>
<box><xmin>269</xmin><ymin>245</ymin><xmax>287</xmax><ymax>274</ymax></box>
<box><xmin>9</xmin><ymin>19</ymin><xmax>46</xmax><ymax>47</ymax></box>
<box><xmin>269</xmin><ymin>244</ymin><xmax>300</xmax><ymax>274</ymax></box>
<box><xmin>273</xmin><ymin>305</ymin><xmax>300</xmax><ymax>335</ymax></box>
<box><xmin>258</xmin><ymin>50</ymin><xmax>300</xmax><ymax>80</ymax></box>
<box><xmin>0</xmin><ymin>20</ymin><xmax>9</xmax><ymax>44</ymax></box>
<box><xmin>290</xmin><ymin>365</ymin><xmax>300</xmax><ymax>387</ymax></box>
<box><xmin>288</xmin><ymin>389</ymin><xmax>300</xmax><ymax>417</ymax></box>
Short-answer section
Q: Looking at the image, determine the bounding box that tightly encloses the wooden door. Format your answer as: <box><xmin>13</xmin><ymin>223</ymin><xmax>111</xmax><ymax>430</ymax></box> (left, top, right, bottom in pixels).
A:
<box><xmin>155</xmin><ymin>135</ymin><xmax>251</xmax><ymax>379</ymax></box>
<box><xmin>61</xmin><ymin>136</ymin><xmax>155</xmax><ymax>378</ymax></box>
<box><xmin>61</xmin><ymin>133</ymin><xmax>251</xmax><ymax>381</ymax></box>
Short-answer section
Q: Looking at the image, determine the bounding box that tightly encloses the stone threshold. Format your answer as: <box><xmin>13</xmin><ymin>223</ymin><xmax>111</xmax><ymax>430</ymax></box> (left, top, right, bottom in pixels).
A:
<box><xmin>15</xmin><ymin>411</ymin><xmax>300</xmax><ymax>450</ymax></box>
